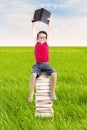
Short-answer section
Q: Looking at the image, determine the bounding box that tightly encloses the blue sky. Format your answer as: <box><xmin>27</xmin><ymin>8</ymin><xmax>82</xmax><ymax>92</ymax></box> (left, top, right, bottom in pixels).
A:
<box><xmin>0</xmin><ymin>0</ymin><xmax>87</xmax><ymax>46</ymax></box>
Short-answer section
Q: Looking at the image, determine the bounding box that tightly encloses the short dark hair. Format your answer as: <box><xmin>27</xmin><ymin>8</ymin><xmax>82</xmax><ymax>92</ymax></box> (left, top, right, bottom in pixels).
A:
<box><xmin>37</xmin><ymin>31</ymin><xmax>47</xmax><ymax>40</ymax></box>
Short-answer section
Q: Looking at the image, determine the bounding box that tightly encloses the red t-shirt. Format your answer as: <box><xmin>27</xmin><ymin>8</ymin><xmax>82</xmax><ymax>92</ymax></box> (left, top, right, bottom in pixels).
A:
<box><xmin>34</xmin><ymin>42</ymin><xmax>49</xmax><ymax>62</ymax></box>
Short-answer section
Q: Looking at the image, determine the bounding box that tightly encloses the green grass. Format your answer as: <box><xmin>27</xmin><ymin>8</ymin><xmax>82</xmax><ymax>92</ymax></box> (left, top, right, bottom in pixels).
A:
<box><xmin>0</xmin><ymin>47</ymin><xmax>87</xmax><ymax>130</ymax></box>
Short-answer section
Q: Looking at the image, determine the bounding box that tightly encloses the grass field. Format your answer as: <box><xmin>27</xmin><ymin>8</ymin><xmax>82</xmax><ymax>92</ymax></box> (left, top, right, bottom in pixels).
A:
<box><xmin>0</xmin><ymin>47</ymin><xmax>87</xmax><ymax>130</ymax></box>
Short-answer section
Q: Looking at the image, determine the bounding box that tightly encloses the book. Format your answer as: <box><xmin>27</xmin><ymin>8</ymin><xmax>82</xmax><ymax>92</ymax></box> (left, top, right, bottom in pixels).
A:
<box><xmin>36</xmin><ymin>86</ymin><xmax>51</xmax><ymax>90</ymax></box>
<box><xmin>36</xmin><ymin>92</ymin><xmax>52</xmax><ymax>96</ymax></box>
<box><xmin>36</xmin><ymin>103</ymin><xmax>52</xmax><ymax>108</ymax></box>
<box><xmin>36</xmin><ymin>89</ymin><xmax>52</xmax><ymax>93</ymax></box>
<box><xmin>36</xmin><ymin>95</ymin><xmax>52</xmax><ymax>100</ymax></box>
<box><xmin>36</xmin><ymin>82</ymin><xmax>51</xmax><ymax>86</ymax></box>
<box><xmin>32</xmin><ymin>8</ymin><xmax>51</xmax><ymax>25</ymax></box>
<box><xmin>35</xmin><ymin>99</ymin><xmax>52</xmax><ymax>104</ymax></box>
<box><xmin>35</xmin><ymin>107</ymin><xmax>53</xmax><ymax>113</ymax></box>
<box><xmin>36</xmin><ymin>78</ymin><xmax>50</xmax><ymax>83</ymax></box>
<box><xmin>35</xmin><ymin>112</ymin><xmax>54</xmax><ymax>117</ymax></box>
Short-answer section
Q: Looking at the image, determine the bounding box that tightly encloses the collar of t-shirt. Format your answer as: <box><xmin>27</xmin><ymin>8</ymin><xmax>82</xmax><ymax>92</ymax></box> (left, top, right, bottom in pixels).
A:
<box><xmin>36</xmin><ymin>42</ymin><xmax>47</xmax><ymax>45</ymax></box>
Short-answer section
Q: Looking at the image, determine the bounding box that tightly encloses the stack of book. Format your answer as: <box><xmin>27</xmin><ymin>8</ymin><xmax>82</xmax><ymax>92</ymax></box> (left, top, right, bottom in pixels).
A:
<box><xmin>35</xmin><ymin>73</ymin><xmax>54</xmax><ymax>117</ymax></box>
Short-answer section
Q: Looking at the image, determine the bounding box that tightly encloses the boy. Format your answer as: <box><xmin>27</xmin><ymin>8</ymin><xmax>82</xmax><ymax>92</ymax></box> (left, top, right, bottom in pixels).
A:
<box><xmin>28</xmin><ymin>19</ymin><xmax>57</xmax><ymax>102</ymax></box>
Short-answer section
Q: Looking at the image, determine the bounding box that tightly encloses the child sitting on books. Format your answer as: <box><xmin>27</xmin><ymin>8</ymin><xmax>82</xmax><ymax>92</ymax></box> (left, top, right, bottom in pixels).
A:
<box><xmin>28</xmin><ymin>18</ymin><xmax>57</xmax><ymax>102</ymax></box>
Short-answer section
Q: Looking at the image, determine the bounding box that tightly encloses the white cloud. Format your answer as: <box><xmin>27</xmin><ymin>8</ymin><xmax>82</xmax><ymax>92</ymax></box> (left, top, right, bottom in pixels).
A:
<box><xmin>0</xmin><ymin>0</ymin><xmax>87</xmax><ymax>46</ymax></box>
<box><xmin>40</xmin><ymin>3</ymin><xmax>68</xmax><ymax>10</ymax></box>
<box><xmin>67</xmin><ymin>0</ymin><xmax>79</xmax><ymax>5</ymax></box>
<box><xmin>0</xmin><ymin>16</ymin><xmax>87</xmax><ymax>46</ymax></box>
<box><xmin>50</xmin><ymin>16</ymin><xmax>87</xmax><ymax>46</ymax></box>
<box><xmin>40</xmin><ymin>0</ymin><xmax>79</xmax><ymax>10</ymax></box>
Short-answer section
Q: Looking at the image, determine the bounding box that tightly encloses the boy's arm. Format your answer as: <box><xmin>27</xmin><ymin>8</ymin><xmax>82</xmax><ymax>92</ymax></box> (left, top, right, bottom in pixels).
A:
<box><xmin>47</xmin><ymin>18</ymin><xmax>50</xmax><ymax>36</ymax></box>
<box><xmin>32</xmin><ymin>18</ymin><xmax>36</xmax><ymax>43</ymax></box>
<box><xmin>47</xmin><ymin>18</ymin><xmax>51</xmax><ymax>42</ymax></box>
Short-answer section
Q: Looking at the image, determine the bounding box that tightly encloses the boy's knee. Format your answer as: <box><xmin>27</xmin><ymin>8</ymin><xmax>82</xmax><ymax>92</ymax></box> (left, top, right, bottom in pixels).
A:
<box><xmin>51</xmin><ymin>72</ymin><xmax>57</xmax><ymax>77</ymax></box>
<box><xmin>31</xmin><ymin>73</ymin><xmax>37</xmax><ymax>78</ymax></box>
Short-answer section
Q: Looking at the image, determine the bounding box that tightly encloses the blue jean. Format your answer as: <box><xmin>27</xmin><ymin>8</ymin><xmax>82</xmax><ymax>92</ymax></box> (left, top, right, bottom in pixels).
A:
<box><xmin>31</xmin><ymin>63</ymin><xmax>56</xmax><ymax>78</ymax></box>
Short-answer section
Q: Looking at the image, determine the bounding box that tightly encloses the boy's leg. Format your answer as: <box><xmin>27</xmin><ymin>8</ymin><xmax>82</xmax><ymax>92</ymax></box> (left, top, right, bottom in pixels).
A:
<box><xmin>40</xmin><ymin>63</ymin><xmax>57</xmax><ymax>100</ymax></box>
<box><xmin>28</xmin><ymin>73</ymin><xmax>37</xmax><ymax>102</ymax></box>
<box><xmin>51</xmin><ymin>72</ymin><xmax>57</xmax><ymax>100</ymax></box>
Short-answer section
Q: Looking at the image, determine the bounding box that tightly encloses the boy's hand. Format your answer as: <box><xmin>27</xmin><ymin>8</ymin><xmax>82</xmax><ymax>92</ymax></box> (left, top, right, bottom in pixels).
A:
<box><xmin>47</xmin><ymin>17</ymin><xmax>50</xmax><ymax>24</ymax></box>
<box><xmin>32</xmin><ymin>18</ymin><xmax>35</xmax><ymax>22</ymax></box>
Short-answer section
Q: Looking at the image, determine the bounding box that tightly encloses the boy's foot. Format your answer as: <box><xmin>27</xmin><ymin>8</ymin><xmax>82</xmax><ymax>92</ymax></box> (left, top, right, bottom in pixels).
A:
<box><xmin>28</xmin><ymin>96</ymin><xmax>33</xmax><ymax>102</ymax></box>
<box><xmin>52</xmin><ymin>92</ymin><xmax>57</xmax><ymax>100</ymax></box>
<box><xmin>28</xmin><ymin>93</ymin><xmax>34</xmax><ymax>103</ymax></box>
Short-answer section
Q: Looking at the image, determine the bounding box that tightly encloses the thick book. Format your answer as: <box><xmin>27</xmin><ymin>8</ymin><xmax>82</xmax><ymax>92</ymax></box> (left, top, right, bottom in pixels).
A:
<box><xmin>36</xmin><ymin>101</ymin><xmax>52</xmax><ymax>105</ymax></box>
<box><xmin>36</xmin><ymin>95</ymin><xmax>52</xmax><ymax>100</ymax></box>
<box><xmin>32</xmin><ymin>8</ymin><xmax>51</xmax><ymax>25</ymax></box>
<box><xmin>36</xmin><ymin>103</ymin><xmax>52</xmax><ymax>108</ymax></box>
<box><xmin>35</xmin><ymin>107</ymin><xmax>53</xmax><ymax>112</ymax></box>
<box><xmin>36</xmin><ymin>89</ymin><xmax>52</xmax><ymax>93</ymax></box>
<box><xmin>36</xmin><ymin>92</ymin><xmax>52</xmax><ymax>96</ymax></box>
<box><xmin>36</xmin><ymin>86</ymin><xmax>51</xmax><ymax>90</ymax></box>
<box><xmin>35</xmin><ymin>99</ymin><xmax>52</xmax><ymax>104</ymax></box>
<box><xmin>36</xmin><ymin>82</ymin><xmax>51</xmax><ymax>86</ymax></box>
<box><xmin>35</xmin><ymin>112</ymin><xmax>54</xmax><ymax>117</ymax></box>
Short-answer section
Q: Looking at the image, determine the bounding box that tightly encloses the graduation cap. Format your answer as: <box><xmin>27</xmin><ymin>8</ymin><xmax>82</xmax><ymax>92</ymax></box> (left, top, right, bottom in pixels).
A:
<box><xmin>32</xmin><ymin>8</ymin><xmax>51</xmax><ymax>25</ymax></box>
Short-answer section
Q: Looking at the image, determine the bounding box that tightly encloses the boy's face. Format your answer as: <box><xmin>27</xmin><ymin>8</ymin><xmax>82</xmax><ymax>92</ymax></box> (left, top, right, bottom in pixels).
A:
<box><xmin>37</xmin><ymin>33</ymin><xmax>47</xmax><ymax>44</ymax></box>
